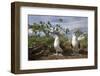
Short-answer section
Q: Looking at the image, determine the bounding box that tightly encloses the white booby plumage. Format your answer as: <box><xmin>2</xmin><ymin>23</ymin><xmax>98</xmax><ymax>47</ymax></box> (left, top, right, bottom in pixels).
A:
<box><xmin>53</xmin><ymin>34</ymin><xmax>63</xmax><ymax>56</ymax></box>
<box><xmin>28</xmin><ymin>28</ymin><xmax>33</xmax><ymax>36</ymax></box>
<box><xmin>28</xmin><ymin>28</ymin><xmax>34</xmax><ymax>36</ymax></box>
<box><xmin>50</xmin><ymin>27</ymin><xmax>63</xmax><ymax>56</ymax></box>
<box><xmin>71</xmin><ymin>33</ymin><xmax>85</xmax><ymax>55</ymax></box>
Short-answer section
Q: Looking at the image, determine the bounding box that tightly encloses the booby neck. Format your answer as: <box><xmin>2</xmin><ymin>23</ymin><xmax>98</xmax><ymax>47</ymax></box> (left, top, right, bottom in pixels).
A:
<box><xmin>54</xmin><ymin>34</ymin><xmax>59</xmax><ymax>40</ymax></box>
<box><xmin>72</xmin><ymin>34</ymin><xmax>77</xmax><ymax>40</ymax></box>
<box><xmin>54</xmin><ymin>34</ymin><xmax>60</xmax><ymax>46</ymax></box>
<box><xmin>55</xmin><ymin>34</ymin><xmax>59</xmax><ymax>38</ymax></box>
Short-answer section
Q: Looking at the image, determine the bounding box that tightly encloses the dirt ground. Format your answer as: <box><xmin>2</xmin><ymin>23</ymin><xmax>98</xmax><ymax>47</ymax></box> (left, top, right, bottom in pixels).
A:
<box><xmin>28</xmin><ymin>47</ymin><xmax>88</xmax><ymax>60</ymax></box>
<box><xmin>40</xmin><ymin>54</ymin><xmax>87</xmax><ymax>60</ymax></box>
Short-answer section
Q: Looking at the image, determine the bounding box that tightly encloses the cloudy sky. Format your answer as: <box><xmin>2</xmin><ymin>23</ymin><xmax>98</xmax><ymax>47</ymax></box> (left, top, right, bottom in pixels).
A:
<box><xmin>28</xmin><ymin>15</ymin><xmax>88</xmax><ymax>32</ymax></box>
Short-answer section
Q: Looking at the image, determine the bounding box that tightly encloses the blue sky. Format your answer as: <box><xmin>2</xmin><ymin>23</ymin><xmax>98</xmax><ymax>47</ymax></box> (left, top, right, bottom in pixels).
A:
<box><xmin>28</xmin><ymin>15</ymin><xmax>88</xmax><ymax>32</ymax></box>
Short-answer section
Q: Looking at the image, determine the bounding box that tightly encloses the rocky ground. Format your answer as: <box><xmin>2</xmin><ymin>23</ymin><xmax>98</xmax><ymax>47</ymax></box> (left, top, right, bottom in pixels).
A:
<box><xmin>28</xmin><ymin>46</ymin><xmax>88</xmax><ymax>60</ymax></box>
